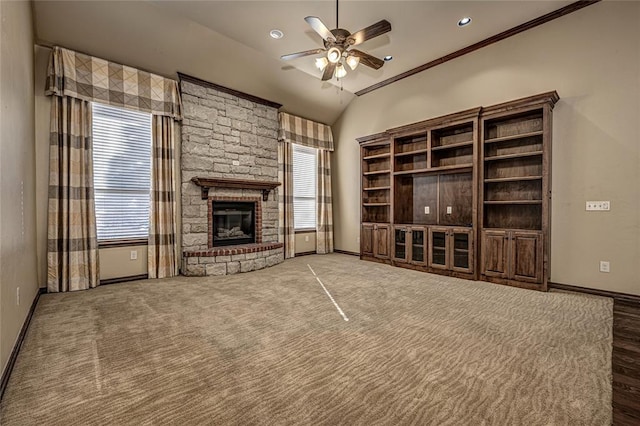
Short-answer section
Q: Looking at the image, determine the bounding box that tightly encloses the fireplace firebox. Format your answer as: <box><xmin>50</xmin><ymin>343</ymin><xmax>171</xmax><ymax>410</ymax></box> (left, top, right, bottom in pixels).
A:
<box><xmin>212</xmin><ymin>201</ymin><xmax>256</xmax><ymax>247</ymax></box>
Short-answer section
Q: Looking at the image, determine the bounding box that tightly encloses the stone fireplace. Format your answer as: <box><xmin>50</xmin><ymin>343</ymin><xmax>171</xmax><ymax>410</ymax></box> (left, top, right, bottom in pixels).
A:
<box><xmin>179</xmin><ymin>74</ymin><xmax>284</xmax><ymax>276</ymax></box>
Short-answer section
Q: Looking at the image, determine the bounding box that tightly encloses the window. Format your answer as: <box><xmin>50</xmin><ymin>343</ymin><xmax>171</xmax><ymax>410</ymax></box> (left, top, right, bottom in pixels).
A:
<box><xmin>92</xmin><ymin>103</ymin><xmax>152</xmax><ymax>241</ymax></box>
<box><xmin>292</xmin><ymin>144</ymin><xmax>317</xmax><ymax>230</ymax></box>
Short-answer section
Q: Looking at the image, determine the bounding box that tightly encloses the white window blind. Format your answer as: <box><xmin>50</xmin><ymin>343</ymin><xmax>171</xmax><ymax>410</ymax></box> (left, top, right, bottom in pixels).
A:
<box><xmin>92</xmin><ymin>102</ymin><xmax>152</xmax><ymax>241</ymax></box>
<box><xmin>293</xmin><ymin>144</ymin><xmax>317</xmax><ymax>230</ymax></box>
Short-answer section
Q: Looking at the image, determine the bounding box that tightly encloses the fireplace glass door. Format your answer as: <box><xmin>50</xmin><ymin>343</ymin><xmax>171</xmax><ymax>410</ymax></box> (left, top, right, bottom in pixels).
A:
<box><xmin>212</xmin><ymin>202</ymin><xmax>256</xmax><ymax>247</ymax></box>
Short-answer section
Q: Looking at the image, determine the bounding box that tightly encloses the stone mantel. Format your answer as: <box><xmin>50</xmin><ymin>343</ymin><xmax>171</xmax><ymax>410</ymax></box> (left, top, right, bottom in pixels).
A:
<box><xmin>191</xmin><ymin>177</ymin><xmax>281</xmax><ymax>201</ymax></box>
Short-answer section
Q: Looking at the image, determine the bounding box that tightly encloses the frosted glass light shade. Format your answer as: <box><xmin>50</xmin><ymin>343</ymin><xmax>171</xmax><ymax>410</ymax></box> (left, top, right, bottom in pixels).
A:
<box><xmin>346</xmin><ymin>55</ymin><xmax>360</xmax><ymax>70</ymax></box>
<box><xmin>327</xmin><ymin>47</ymin><xmax>341</xmax><ymax>64</ymax></box>
<box><xmin>315</xmin><ymin>57</ymin><xmax>328</xmax><ymax>71</ymax></box>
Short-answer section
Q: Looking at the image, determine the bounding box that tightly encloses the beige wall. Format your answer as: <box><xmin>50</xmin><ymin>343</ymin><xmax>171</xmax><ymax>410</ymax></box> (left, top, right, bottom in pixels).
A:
<box><xmin>99</xmin><ymin>247</ymin><xmax>148</xmax><ymax>280</ymax></box>
<box><xmin>35</xmin><ymin>46</ymin><xmax>183</xmax><ymax>283</ymax></box>
<box><xmin>295</xmin><ymin>231</ymin><xmax>316</xmax><ymax>254</ymax></box>
<box><xmin>0</xmin><ymin>0</ymin><xmax>39</xmax><ymax>374</ymax></box>
<box><xmin>332</xmin><ymin>2</ymin><xmax>640</xmax><ymax>295</ymax></box>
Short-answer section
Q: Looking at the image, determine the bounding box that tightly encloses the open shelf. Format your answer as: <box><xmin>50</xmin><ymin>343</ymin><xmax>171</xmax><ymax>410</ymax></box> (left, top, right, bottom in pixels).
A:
<box><xmin>393</xmin><ymin>164</ymin><xmax>473</xmax><ymax>176</ymax></box>
<box><xmin>363</xmin><ymin>169</ymin><xmax>391</xmax><ymax>176</ymax></box>
<box><xmin>363</xmin><ymin>203</ymin><xmax>391</xmax><ymax>207</ymax></box>
<box><xmin>484</xmin><ymin>176</ymin><xmax>542</xmax><ymax>183</ymax></box>
<box><xmin>484</xmin><ymin>130</ymin><xmax>543</xmax><ymax>144</ymax></box>
<box><xmin>431</xmin><ymin>141</ymin><xmax>473</xmax><ymax>151</ymax></box>
<box><xmin>484</xmin><ymin>151</ymin><xmax>543</xmax><ymax>161</ymax></box>
<box><xmin>394</xmin><ymin>148</ymin><xmax>429</xmax><ymax>157</ymax></box>
<box><xmin>484</xmin><ymin>200</ymin><xmax>542</xmax><ymax>205</ymax></box>
<box><xmin>395</xmin><ymin>134</ymin><xmax>427</xmax><ymax>154</ymax></box>
<box><xmin>363</xmin><ymin>153</ymin><xmax>391</xmax><ymax>160</ymax></box>
<box><xmin>363</xmin><ymin>186</ymin><xmax>391</xmax><ymax>191</ymax></box>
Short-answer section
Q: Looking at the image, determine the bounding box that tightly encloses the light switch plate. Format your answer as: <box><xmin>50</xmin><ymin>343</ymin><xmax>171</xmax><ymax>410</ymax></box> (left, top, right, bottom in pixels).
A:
<box><xmin>446</xmin><ymin>206</ymin><xmax>452</xmax><ymax>214</ymax></box>
<box><xmin>586</xmin><ymin>201</ymin><xmax>610</xmax><ymax>211</ymax></box>
<box><xmin>424</xmin><ymin>206</ymin><xmax>430</xmax><ymax>214</ymax></box>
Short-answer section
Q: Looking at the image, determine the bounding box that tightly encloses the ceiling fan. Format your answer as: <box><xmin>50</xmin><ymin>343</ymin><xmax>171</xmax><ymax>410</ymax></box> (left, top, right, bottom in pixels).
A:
<box><xmin>280</xmin><ymin>0</ymin><xmax>391</xmax><ymax>81</ymax></box>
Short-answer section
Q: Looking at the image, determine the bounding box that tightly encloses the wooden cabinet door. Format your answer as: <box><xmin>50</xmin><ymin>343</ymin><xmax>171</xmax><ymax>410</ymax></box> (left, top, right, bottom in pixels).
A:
<box><xmin>361</xmin><ymin>224</ymin><xmax>374</xmax><ymax>256</ymax></box>
<box><xmin>511</xmin><ymin>231</ymin><xmax>543</xmax><ymax>283</ymax></box>
<box><xmin>392</xmin><ymin>226</ymin><xmax>408</xmax><ymax>262</ymax></box>
<box><xmin>428</xmin><ymin>227</ymin><xmax>450</xmax><ymax>270</ymax></box>
<box><xmin>409</xmin><ymin>227</ymin><xmax>427</xmax><ymax>265</ymax></box>
<box><xmin>450</xmin><ymin>228</ymin><xmax>473</xmax><ymax>273</ymax></box>
<box><xmin>375</xmin><ymin>225</ymin><xmax>390</xmax><ymax>259</ymax></box>
<box><xmin>481</xmin><ymin>230</ymin><xmax>509</xmax><ymax>278</ymax></box>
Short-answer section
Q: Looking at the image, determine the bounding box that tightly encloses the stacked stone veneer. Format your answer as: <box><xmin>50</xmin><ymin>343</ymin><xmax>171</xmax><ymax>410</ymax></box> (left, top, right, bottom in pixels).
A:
<box><xmin>180</xmin><ymin>79</ymin><xmax>283</xmax><ymax>276</ymax></box>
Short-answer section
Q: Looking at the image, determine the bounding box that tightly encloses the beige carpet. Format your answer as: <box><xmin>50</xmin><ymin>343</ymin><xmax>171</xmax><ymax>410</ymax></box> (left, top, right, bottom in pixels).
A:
<box><xmin>1</xmin><ymin>254</ymin><xmax>612</xmax><ymax>425</ymax></box>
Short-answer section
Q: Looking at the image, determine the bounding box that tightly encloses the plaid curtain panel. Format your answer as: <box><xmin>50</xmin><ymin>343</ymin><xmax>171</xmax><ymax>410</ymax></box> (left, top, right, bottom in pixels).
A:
<box><xmin>278</xmin><ymin>112</ymin><xmax>334</xmax><ymax>151</ymax></box>
<box><xmin>148</xmin><ymin>116</ymin><xmax>178</xmax><ymax>278</ymax></box>
<box><xmin>316</xmin><ymin>150</ymin><xmax>334</xmax><ymax>254</ymax></box>
<box><xmin>47</xmin><ymin>96</ymin><xmax>100</xmax><ymax>292</ymax></box>
<box><xmin>278</xmin><ymin>112</ymin><xmax>335</xmax><ymax>256</ymax></box>
<box><xmin>278</xmin><ymin>141</ymin><xmax>296</xmax><ymax>258</ymax></box>
<box><xmin>46</xmin><ymin>46</ymin><xmax>182</xmax><ymax>120</ymax></box>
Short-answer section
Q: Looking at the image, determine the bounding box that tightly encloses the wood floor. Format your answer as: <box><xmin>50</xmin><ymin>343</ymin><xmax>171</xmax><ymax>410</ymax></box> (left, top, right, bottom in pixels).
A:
<box><xmin>613</xmin><ymin>298</ymin><xmax>640</xmax><ymax>425</ymax></box>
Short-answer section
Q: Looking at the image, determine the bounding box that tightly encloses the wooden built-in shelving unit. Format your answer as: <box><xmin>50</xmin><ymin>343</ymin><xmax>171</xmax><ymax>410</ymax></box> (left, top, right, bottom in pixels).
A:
<box><xmin>359</xmin><ymin>92</ymin><xmax>559</xmax><ymax>291</ymax></box>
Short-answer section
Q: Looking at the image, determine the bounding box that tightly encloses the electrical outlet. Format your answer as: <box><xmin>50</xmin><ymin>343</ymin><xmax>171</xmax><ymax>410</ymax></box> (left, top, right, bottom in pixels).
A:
<box><xmin>232</xmin><ymin>160</ymin><xmax>240</xmax><ymax>166</ymax></box>
<box><xmin>446</xmin><ymin>206</ymin><xmax>452</xmax><ymax>214</ymax></box>
<box><xmin>16</xmin><ymin>287</ymin><xmax>20</xmax><ymax>305</ymax></box>
<box><xmin>599</xmin><ymin>261</ymin><xmax>610</xmax><ymax>273</ymax></box>
<box><xmin>130</xmin><ymin>250</ymin><xmax>138</xmax><ymax>260</ymax></box>
<box><xmin>586</xmin><ymin>201</ymin><xmax>610</xmax><ymax>211</ymax></box>
<box><xmin>304</xmin><ymin>235</ymin><xmax>309</xmax><ymax>242</ymax></box>
<box><xmin>424</xmin><ymin>206</ymin><xmax>430</xmax><ymax>214</ymax></box>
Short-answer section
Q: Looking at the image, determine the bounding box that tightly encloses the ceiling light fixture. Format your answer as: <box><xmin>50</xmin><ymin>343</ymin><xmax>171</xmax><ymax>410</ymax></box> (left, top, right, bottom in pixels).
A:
<box><xmin>346</xmin><ymin>55</ymin><xmax>360</xmax><ymax>71</ymax></box>
<box><xmin>315</xmin><ymin>57</ymin><xmax>329</xmax><ymax>71</ymax></box>
<box><xmin>326</xmin><ymin>47</ymin><xmax>342</xmax><ymax>64</ymax></box>
<box><xmin>280</xmin><ymin>0</ymin><xmax>391</xmax><ymax>82</ymax></box>
<box><xmin>383</xmin><ymin>55</ymin><xmax>393</xmax><ymax>61</ymax></box>
<box><xmin>457</xmin><ymin>17</ymin><xmax>472</xmax><ymax>27</ymax></box>
<box><xmin>269</xmin><ymin>29</ymin><xmax>284</xmax><ymax>39</ymax></box>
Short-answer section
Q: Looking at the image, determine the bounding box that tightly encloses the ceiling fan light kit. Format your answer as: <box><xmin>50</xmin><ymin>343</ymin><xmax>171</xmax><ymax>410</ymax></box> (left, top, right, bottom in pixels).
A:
<box><xmin>327</xmin><ymin>47</ymin><xmax>342</xmax><ymax>64</ymax></box>
<box><xmin>280</xmin><ymin>0</ymin><xmax>391</xmax><ymax>82</ymax></box>
<box><xmin>315</xmin><ymin>57</ymin><xmax>329</xmax><ymax>71</ymax></box>
<box><xmin>346</xmin><ymin>55</ymin><xmax>360</xmax><ymax>70</ymax></box>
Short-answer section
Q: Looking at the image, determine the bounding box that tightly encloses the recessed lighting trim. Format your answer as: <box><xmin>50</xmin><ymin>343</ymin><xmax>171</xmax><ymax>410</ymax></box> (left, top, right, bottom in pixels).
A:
<box><xmin>269</xmin><ymin>29</ymin><xmax>284</xmax><ymax>39</ymax></box>
<box><xmin>383</xmin><ymin>55</ymin><xmax>393</xmax><ymax>61</ymax></box>
<box><xmin>458</xmin><ymin>17</ymin><xmax>472</xmax><ymax>27</ymax></box>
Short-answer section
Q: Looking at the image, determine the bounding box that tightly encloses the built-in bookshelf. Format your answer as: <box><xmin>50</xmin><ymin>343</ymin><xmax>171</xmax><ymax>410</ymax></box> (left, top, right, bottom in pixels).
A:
<box><xmin>361</xmin><ymin>135</ymin><xmax>391</xmax><ymax>224</ymax></box>
<box><xmin>358</xmin><ymin>92</ymin><xmax>558</xmax><ymax>291</ymax></box>
<box><xmin>479</xmin><ymin>92</ymin><xmax>558</xmax><ymax>290</ymax></box>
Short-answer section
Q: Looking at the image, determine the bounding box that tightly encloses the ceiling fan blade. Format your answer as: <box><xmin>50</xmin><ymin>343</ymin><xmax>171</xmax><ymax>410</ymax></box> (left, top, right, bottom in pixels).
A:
<box><xmin>281</xmin><ymin>48</ymin><xmax>326</xmax><ymax>61</ymax></box>
<box><xmin>322</xmin><ymin>62</ymin><xmax>336</xmax><ymax>81</ymax></box>
<box><xmin>348</xmin><ymin>20</ymin><xmax>392</xmax><ymax>46</ymax></box>
<box><xmin>350</xmin><ymin>49</ymin><xmax>384</xmax><ymax>70</ymax></box>
<box><xmin>305</xmin><ymin>16</ymin><xmax>335</xmax><ymax>42</ymax></box>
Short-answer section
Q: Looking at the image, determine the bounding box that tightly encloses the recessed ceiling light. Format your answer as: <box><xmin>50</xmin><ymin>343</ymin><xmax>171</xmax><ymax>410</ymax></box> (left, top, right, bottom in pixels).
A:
<box><xmin>270</xmin><ymin>29</ymin><xmax>284</xmax><ymax>39</ymax></box>
<box><xmin>383</xmin><ymin>55</ymin><xmax>393</xmax><ymax>61</ymax></box>
<box><xmin>458</xmin><ymin>17</ymin><xmax>472</xmax><ymax>27</ymax></box>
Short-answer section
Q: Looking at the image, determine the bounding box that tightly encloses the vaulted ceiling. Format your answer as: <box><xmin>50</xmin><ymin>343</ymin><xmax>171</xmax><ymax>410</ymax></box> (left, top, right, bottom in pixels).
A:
<box><xmin>32</xmin><ymin>1</ymin><xmax>573</xmax><ymax>124</ymax></box>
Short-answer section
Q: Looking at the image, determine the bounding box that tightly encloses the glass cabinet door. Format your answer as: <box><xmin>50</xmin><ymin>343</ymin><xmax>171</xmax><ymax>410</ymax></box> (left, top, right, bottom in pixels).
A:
<box><xmin>452</xmin><ymin>230</ymin><xmax>472</xmax><ymax>272</ymax></box>
<box><xmin>393</xmin><ymin>227</ymin><xmax>407</xmax><ymax>261</ymax></box>
<box><xmin>410</xmin><ymin>228</ymin><xmax>425</xmax><ymax>264</ymax></box>
<box><xmin>429</xmin><ymin>228</ymin><xmax>448</xmax><ymax>269</ymax></box>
